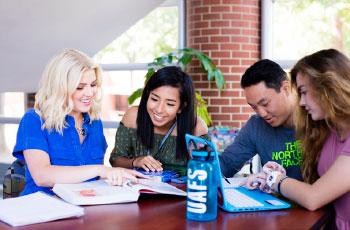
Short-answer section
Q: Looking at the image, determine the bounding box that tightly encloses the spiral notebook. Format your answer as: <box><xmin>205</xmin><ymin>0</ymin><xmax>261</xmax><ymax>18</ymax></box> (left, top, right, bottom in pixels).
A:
<box><xmin>185</xmin><ymin>134</ymin><xmax>290</xmax><ymax>212</ymax></box>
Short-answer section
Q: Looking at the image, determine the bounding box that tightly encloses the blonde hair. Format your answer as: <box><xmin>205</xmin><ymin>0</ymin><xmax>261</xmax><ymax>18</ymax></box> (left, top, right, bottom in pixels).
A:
<box><xmin>290</xmin><ymin>49</ymin><xmax>350</xmax><ymax>183</ymax></box>
<box><xmin>34</xmin><ymin>49</ymin><xmax>103</xmax><ymax>134</ymax></box>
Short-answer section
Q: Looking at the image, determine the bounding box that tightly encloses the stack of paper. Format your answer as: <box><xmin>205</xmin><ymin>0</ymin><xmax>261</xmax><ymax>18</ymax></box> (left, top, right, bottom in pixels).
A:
<box><xmin>0</xmin><ymin>192</ymin><xmax>84</xmax><ymax>227</ymax></box>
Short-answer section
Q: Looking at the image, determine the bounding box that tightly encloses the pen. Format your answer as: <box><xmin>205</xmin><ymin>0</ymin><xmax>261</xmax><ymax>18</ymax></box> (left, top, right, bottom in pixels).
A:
<box><xmin>222</xmin><ymin>175</ymin><xmax>230</xmax><ymax>184</ymax></box>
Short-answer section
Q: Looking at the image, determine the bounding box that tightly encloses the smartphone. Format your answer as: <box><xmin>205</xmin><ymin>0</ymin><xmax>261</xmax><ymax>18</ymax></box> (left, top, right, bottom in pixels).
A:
<box><xmin>171</xmin><ymin>176</ymin><xmax>187</xmax><ymax>184</ymax></box>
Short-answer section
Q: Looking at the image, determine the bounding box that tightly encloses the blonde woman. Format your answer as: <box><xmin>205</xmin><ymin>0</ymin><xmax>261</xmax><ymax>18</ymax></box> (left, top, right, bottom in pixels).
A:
<box><xmin>13</xmin><ymin>49</ymin><xmax>147</xmax><ymax>196</ymax></box>
<box><xmin>244</xmin><ymin>49</ymin><xmax>350</xmax><ymax>229</ymax></box>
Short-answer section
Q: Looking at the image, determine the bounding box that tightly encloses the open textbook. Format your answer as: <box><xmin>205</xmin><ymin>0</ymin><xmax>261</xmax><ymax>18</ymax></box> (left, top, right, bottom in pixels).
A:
<box><xmin>52</xmin><ymin>179</ymin><xmax>187</xmax><ymax>205</ymax></box>
<box><xmin>0</xmin><ymin>192</ymin><xmax>84</xmax><ymax>227</ymax></box>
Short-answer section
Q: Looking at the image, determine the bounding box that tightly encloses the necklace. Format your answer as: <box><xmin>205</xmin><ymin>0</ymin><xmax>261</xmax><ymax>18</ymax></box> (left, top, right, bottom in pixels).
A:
<box><xmin>76</xmin><ymin>127</ymin><xmax>86</xmax><ymax>136</ymax></box>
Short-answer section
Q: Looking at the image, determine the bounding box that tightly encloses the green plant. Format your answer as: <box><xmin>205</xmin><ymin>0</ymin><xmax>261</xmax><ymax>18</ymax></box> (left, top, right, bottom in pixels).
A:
<box><xmin>128</xmin><ymin>47</ymin><xmax>226</xmax><ymax>126</ymax></box>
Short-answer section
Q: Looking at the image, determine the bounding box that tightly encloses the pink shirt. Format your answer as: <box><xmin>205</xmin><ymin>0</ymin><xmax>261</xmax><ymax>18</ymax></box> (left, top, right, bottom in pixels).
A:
<box><xmin>318</xmin><ymin>129</ymin><xmax>350</xmax><ymax>230</ymax></box>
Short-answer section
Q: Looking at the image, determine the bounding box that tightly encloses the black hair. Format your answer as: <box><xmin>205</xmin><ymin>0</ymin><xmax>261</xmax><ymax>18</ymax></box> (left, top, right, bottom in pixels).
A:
<box><xmin>136</xmin><ymin>66</ymin><xmax>196</xmax><ymax>161</ymax></box>
<box><xmin>241</xmin><ymin>59</ymin><xmax>287</xmax><ymax>92</ymax></box>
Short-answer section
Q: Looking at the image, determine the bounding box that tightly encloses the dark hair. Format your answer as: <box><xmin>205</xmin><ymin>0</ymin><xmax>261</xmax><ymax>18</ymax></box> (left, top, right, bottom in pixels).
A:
<box><xmin>136</xmin><ymin>66</ymin><xmax>196</xmax><ymax>161</ymax></box>
<box><xmin>241</xmin><ymin>59</ymin><xmax>287</xmax><ymax>92</ymax></box>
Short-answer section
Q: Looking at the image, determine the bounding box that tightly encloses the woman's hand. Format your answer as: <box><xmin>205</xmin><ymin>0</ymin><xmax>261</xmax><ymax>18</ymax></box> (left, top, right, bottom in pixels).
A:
<box><xmin>263</xmin><ymin>161</ymin><xmax>286</xmax><ymax>176</ymax></box>
<box><xmin>99</xmin><ymin>166</ymin><xmax>150</xmax><ymax>186</ymax></box>
<box><xmin>133</xmin><ymin>156</ymin><xmax>163</xmax><ymax>172</ymax></box>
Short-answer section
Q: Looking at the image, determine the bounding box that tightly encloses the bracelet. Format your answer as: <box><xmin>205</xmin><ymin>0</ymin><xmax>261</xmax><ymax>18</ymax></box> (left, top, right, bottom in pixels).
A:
<box><xmin>131</xmin><ymin>158</ymin><xmax>136</xmax><ymax>168</ymax></box>
<box><xmin>277</xmin><ymin>176</ymin><xmax>289</xmax><ymax>196</ymax></box>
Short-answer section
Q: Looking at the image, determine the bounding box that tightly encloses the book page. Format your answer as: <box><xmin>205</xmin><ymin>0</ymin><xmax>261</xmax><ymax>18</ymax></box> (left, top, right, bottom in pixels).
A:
<box><xmin>0</xmin><ymin>192</ymin><xmax>84</xmax><ymax>227</ymax></box>
<box><xmin>127</xmin><ymin>179</ymin><xmax>186</xmax><ymax>196</ymax></box>
<box><xmin>53</xmin><ymin>180</ymin><xmax>139</xmax><ymax>205</ymax></box>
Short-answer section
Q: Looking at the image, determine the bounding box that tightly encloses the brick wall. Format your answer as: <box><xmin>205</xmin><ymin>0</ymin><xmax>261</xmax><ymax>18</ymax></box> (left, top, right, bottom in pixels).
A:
<box><xmin>186</xmin><ymin>0</ymin><xmax>260</xmax><ymax>128</ymax></box>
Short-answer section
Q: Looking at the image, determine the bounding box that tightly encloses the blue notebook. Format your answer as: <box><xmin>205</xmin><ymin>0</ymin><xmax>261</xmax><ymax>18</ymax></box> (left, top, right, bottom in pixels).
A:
<box><xmin>185</xmin><ymin>134</ymin><xmax>290</xmax><ymax>212</ymax></box>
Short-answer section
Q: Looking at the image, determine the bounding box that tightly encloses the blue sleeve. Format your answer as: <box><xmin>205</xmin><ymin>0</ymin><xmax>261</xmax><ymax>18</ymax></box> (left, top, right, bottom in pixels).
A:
<box><xmin>12</xmin><ymin>109</ymin><xmax>49</xmax><ymax>160</ymax></box>
<box><xmin>219</xmin><ymin>116</ymin><xmax>258</xmax><ymax>177</ymax></box>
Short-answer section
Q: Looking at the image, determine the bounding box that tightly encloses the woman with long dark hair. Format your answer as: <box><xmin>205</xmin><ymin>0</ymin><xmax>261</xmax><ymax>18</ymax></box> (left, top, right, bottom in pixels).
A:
<box><xmin>110</xmin><ymin>66</ymin><xmax>209</xmax><ymax>171</ymax></box>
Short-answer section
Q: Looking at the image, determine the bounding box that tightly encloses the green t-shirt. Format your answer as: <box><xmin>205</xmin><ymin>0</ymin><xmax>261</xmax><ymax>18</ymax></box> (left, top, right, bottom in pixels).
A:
<box><xmin>109</xmin><ymin>123</ymin><xmax>210</xmax><ymax>167</ymax></box>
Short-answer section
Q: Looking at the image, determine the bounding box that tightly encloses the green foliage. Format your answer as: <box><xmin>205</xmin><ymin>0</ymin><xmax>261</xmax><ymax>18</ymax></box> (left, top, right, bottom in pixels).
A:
<box><xmin>128</xmin><ymin>47</ymin><xmax>226</xmax><ymax>126</ymax></box>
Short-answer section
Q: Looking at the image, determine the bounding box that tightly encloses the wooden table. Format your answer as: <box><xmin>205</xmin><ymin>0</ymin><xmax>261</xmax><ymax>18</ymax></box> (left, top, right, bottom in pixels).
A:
<box><xmin>0</xmin><ymin>183</ymin><xmax>326</xmax><ymax>230</ymax></box>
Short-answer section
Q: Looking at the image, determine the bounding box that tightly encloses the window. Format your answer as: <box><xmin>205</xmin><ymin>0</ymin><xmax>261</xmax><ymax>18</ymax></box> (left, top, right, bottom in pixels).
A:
<box><xmin>263</xmin><ymin>0</ymin><xmax>350</xmax><ymax>68</ymax></box>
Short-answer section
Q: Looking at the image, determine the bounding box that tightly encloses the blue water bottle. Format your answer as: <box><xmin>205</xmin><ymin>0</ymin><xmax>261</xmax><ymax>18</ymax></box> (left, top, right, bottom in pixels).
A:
<box><xmin>186</xmin><ymin>144</ymin><xmax>218</xmax><ymax>221</ymax></box>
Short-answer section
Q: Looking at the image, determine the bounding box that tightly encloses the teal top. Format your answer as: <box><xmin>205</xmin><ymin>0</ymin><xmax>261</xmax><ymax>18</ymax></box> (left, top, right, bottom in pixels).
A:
<box><xmin>109</xmin><ymin>123</ymin><xmax>210</xmax><ymax>167</ymax></box>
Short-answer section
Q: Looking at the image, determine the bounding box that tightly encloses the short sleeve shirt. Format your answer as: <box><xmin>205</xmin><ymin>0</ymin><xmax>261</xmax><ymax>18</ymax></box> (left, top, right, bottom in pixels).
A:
<box><xmin>12</xmin><ymin>109</ymin><xmax>108</xmax><ymax>196</ymax></box>
<box><xmin>109</xmin><ymin>123</ymin><xmax>210</xmax><ymax>167</ymax></box>
<box><xmin>317</xmin><ymin>129</ymin><xmax>350</xmax><ymax>229</ymax></box>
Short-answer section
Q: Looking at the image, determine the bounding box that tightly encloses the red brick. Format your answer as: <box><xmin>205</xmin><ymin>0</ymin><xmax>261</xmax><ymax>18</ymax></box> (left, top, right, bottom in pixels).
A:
<box><xmin>231</xmin><ymin>36</ymin><xmax>249</xmax><ymax>43</ymax></box>
<box><xmin>220</xmin><ymin>90</ymin><xmax>240</xmax><ymax>97</ymax></box>
<box><xmin>222</xmin><ymin>13</ymin><xmax>242</xmax><ymax>20</ymax></box>
<box><xmin>222</xmin><ymin>28</ymin><xmax>241</xmax><ymax>35</ymax></box>
<box><xmin>211</xmin><ymin>98</ymin><xmax>230</xmax><ymax>105</ymax></box>
<box><xmin>202</xmin><ymin>28</ymin><xmax>220</xmax><ymax>35</ymax></box>
<box><xmin>251</xmin><ymin>52</ymin><xmax>260</xmax><ymax>59</ymax></box>
<box><xmin>232</xmin><ymin>114</ymin><xmax>250</xmax><ymax>120</ymax></box>
<box><xmin>241</xmin><ymin>59</ymin><xmax>256</xmax><ymax>66</ymax></box>
<box><xmin>210</xmin><ymin>36</ymin><xmax>230</xmax><ymax>43</ymax></box>
<box><xmin>211</xmin><ymin>21</ymin><xmax>230</xmax><ymax>28</ymax></box>
<box><xmin>207</xmin><ymin>106</ymin><xmax>220</xmax><ymax>113</ymax></box>
<box><xmin>232</xmin><ymin>51</ymin><xmax>250</xmax><ymax>58</ymax></box>
<box><xmin>203</xmin><ymin>13</ymin><xmax>221</xmax><ymax>20</ymax></box>
<box><xmin>231</xmin><ymin>67</ymin><xmax>247</xmax><ymax>73</ymax></box>
<box><xmin>250</xmin><ymin>6</ymin><xmax>260</xmax><ymax>14</ymax></box>
<box><xmin>194</xmin><ymin>21</ymin><xmax>209</xmax><ymax>29</ymax></box>
<box><xmin>242</xmin><ymin>29</ymin><xmax>258</xmax><ymax>36</ymax></box>
<box><xmin>231</xmin><ymin>21</ymin><xmax>250</xmax><ymax>28</ymax></box>
<box><xmin>244</xmin><ymin>0</ymin><xmax>259</xmax><ymax>6</ymax></box>
<box><xmin>231</xmin><ymin>98</ymin><xmax>247</xmax><ymax>105</ymax></box>
<box><xmin>242</xmin><ymin>106</ymin><xmax>254</xmax><ymax>113</ymax></box>
<box><xmin>221</xmin><ymin>43</ymin><xmax>240</xmax><ymax>51</ymax></box>
<box><xmin>220</xmin><ymin>59</ymin><xmax>240</xmax><ymax>66</ymax></box>
<box><xmin>224</xmin><ymin>74</ymin><xmax>241</xmax><ymax>81</ymax></box>
<box><xmin>223</xmin><ymin>0</ymin><xmax>242</xmax><ymax>4</ymax></box>
<box><xmin>231</xmin><ymin>82</ymin><xmax>242</xmax><ymax>89</ymax></box>
<box><xmin>203</xmin><ymin>0</ymin><xmax>222</xmax><ymax>5</ymax></box>
<box><xmin>221</xmin><ymin>106</ymin><xmax>240</xmax><ymax>113</ymax></box>
<box><xmin>195</xmin><ymin>6</ymin><xmax>210</xmax><ymax>14</ymax></box>
<box><xmin>189</xmin><ymin>30</ymin><xmax>201</xmax><ymax>37</ymax></box>
<box><xmin>250</xmin><ymin>22</ymin><xmax>260</xmax><ymax>29</ymax></box>
<box><xmin>190</xmin><ymin>15</ymin><xmax>202</xmax><ymax>21</ymax></box>
<box><xmin>201</xmin><ymin>43</ymin><xmax>219</xmax><ymax>50</ymax></box>
<box><xmin>189</xmin><ymin>0</ymin><xmax>202</xmax><ymax>7</ymax></box>
<box><xmin>242</xmin><ymin>44</ymin><xmax>258</xmax><ymax>51</ymax></box>
<box><xmin>250</xmin><ymin>37</ymin><xmax>260</xmax><ymax>44</ymax></box>
<box><xmin>221</xmin><ymin>121</ymin><xmax>241</xmax><ymax>128</ymax></box>
<box><xmin>243</xmin><ymin>14</ymin><xmax>259</xmax><ymax>21</ymax></box>
<box><xmin>211</xmin><ymin>6</ymin><xmax>231</xmax><ymax>13</ymax></box>
<box><xmin>195</xmin><ymin>82</ymin><xmax>210</xmax><ymax>89</ymax></box>
<box><xmin>201</xmin><ymin>90</ymin><xmax>219</xmax><ymax>97</ymax></box>
<box><xmin>195</xmin><ymin>37</ymin><xmax>209</xmax><ymax>43</ymax></box>
<box><xmin>212</xmin><ymin>114</ymin><xmax>231</xmax><ymax>121</ymax></box>
<box><xmin>232</xmin><ymin>6</ymin><xmax>250</xmax><ymax>13</ymax></box>
<box><xmin>211</xmin><ymin>51</ymin><xmax>231</xmax><ymax>58</ymax></box>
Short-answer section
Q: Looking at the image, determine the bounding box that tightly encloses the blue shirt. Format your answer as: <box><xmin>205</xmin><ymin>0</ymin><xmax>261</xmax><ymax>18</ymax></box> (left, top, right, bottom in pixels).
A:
<box><xmin>219</xmin><ymin>114</ymin><xmax>302</xmax><ymax>180</ymax></box>
<box><xmin>13</xmin><ymin>109</ymin><xmax>108</xmax><ymax>196</ymax></box>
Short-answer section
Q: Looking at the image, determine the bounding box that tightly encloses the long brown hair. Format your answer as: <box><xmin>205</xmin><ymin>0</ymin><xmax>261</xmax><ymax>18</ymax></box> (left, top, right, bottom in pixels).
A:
<box><xmin>290</xmin><ymin>49</ymin><xmax>350</xmax><ymax>183</ymax></box>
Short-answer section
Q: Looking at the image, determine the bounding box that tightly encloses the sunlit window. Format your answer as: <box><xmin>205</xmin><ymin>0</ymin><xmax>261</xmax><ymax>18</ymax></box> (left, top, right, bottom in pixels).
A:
<box><xmin>273</xmin><ymin>0</ymin><xmax>350</xmax><ymax>60</ymax></box>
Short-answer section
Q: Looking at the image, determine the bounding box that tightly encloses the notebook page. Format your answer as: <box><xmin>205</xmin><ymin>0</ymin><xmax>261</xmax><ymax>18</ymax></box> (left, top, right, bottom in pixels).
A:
<box><xmin>0</xmin><ymin>192</ymin><xmax>84</xmax><ymax>227</ymax></box>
